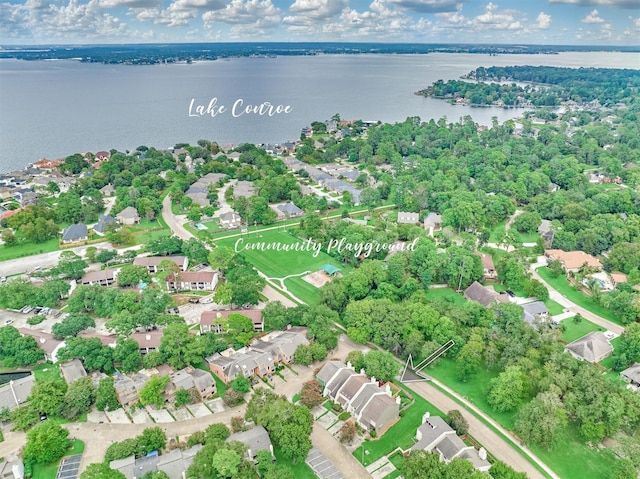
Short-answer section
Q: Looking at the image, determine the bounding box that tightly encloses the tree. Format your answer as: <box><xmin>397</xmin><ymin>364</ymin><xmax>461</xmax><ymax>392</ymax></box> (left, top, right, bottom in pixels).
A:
<box><xmin>339</xmin><ymin>420</ymin><xmax>357</xmax><ymax>444</ymax></box>
<box><xmin>455</xmin><ymin>335</ymin><xmax>484</xmax><ymax>382</ymax></box>
<box><xmin>117</xmin><ymin>264</ymin><xmax>151</xmax><ymax>288</ymax></box>
<box><xmin>52</xmin><ymin>312</ymin><xmax>95</xmax><ymax>339</ymax></box>
<box><xmin>148</xmin><ymin>236</ymin><xmax>183</xmax><ymax>256</ymax></box>
<box><xmin>204</xmin><ymin>423</ymin><xmax>231</xmax><ymax>443</ymax></box>
<box><xmin>515</xmin><ymin>389</ymin><xmax>567</xmax><ymax>450</ymax></box>
<box><xmin>113</xmin><ymin>338</ymin><xmax>143</xmax><ymax>373</ymax></box>
<box><xmin>487</xmin><ymin>366</ymin><xmax>527</xmax><ymax>413</ymax></box>
<box><xmin>61</xmin><ymin>376</ymin><xmax>96</xmax><ymax>420</ymax></box>
<box><xmin>299</xmin><ymin>380</ymin><xmax>323</xmax><ymax>409</ymax></box>
<box><xmin>0</xmin><ymin>326</ymin><xmax>44</xmax><ymax>367</ymax></box>
<box><xmin>95</xmin><ymin>377</ymin><xmax>120</xmax><ymax>412</ymax></box>
<box><xmin>488</xmin><ymin>461</ymin><xmax>527</xmax><ymax>479</ymax></box>
<box><xmin>9</xmin><ymin>404</ymin><xmax>39</xmax><ymax>431</ymax></box>
<box><xmin>309</xmin><ymin>342</ymin><xmax>328</xmax><ymax>362</ymax></box>
<box><xmin>293</xmin><ymin>345</ymin><xmax>312</xmax><ymax>366</ymax></box>
<box><xmin>363</xmin><ymin>350</ymin><xmax>399</xmax><ymax>383</ymax></box>
<box><xmin>160</xmin><ymin>323</ymin><xmax>204</xmax><ymax>369</ymax></box>
<box><xmin>80</xmin><ymin>463</ymin><xmax>127</xmax><ymax>479</ymax></box>
<box><xmin>29</xmin><ymin>378</ymin><xmax>67</xmax><ymax>416</ymax></box>
<box><xmin>53</xmin><ymin>252</ymin><xmax>88</xmax><ymax>280</ymax></box>
<box><xmin>226</xmin><ymin>313</ymin><xmax>255</xmax><ymax>346</ymax></box>
<box><xmin>345</xmin><ymin>350</ymin><xmax>365</xmax><ymax>371</ymax></box>
<box><xmin>230</xmin><ymin>375</ymin><xmax>251</xmax><ymax>394</ymax></box>
<box><xmin>446</xmin><ymin>410</ymin><xmax>469</xmax><ymax>435</ymax></box>
<box><xmin>138</xmin><ymin>427</ymin><xmax>167</xmax><ymax>455</ymax></box>
<box><xmin>23</xmin><ymin>421</ymin><xmax>71</xmax><ymax>465</ymax></box>
<box><xmin>223</xmin><ymin>389</ymin><xmax>244</xmax><ymax>407</ymax></box>
<box><xmin>57</xmin><ymin>337</ymin><xmax>114</xmax><ymax>372</ymax></box>
<box><xmin>181</xmin><ymin>238</ymin><xmax>209</xmax><ymax>264</ymax></box>
<box><xmin>139</xmin><ymin>375</ymin><xmax>170</xmax><ymax>408</ymax></box>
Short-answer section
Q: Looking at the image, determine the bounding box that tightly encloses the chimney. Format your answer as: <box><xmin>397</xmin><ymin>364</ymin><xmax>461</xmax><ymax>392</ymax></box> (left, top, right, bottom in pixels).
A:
<box><xmin>385</xmin><ymin>384</ymin><xmax>391</xmax><ymax>396</ymax></box>
<box><xmin>346</xmin><ymin>361</ymin><xmax>352</xmax><ymax>369</ymax></box>
<box><xmin>360</xmin><ymin>369</ymin><xmax>365</xmax><ymax>375</ymax></box>
<box><xmin>216</xmin><ymin>312</ymin><xmax>222</xmax><ymax>319</ymax></box>
<box><xmin>422</xmin><ymin>411</ymin><xmax>430</xmax><ymax>424</ymax></box>
<box><xmin>371</xmin><ymin>376</ymin><xmax>376</xmax><ymax>384</ymax></box>
<box><xmin>145</xmin><ymin>334</ymin><xmax>151</xmax><ymax>341</ymax></box>
<box><xmin>479</xmin><ymin>448</ymin><xmax>487</xmax><ymax>460</ymax></box>
<box><xmin>396</xmin><ymin>396</ymin><xmax>401</xmax><ymax>405</ymax></box>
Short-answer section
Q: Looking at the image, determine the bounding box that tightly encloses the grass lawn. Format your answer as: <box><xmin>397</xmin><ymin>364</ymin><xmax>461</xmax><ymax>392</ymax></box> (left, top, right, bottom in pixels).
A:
<box><xmin>426</xmin><ymin>287</ymin><xmax>467</xmax><ymax>306</ymax></box>
<box><xmin>529</xmin><ymin>426</ymin><xmax>617</xmax><ymax>479</ymax></box>
<box><xmin>543</xmin><ymin>299</ymin><xmax>565</xmax><ymax>316</ymax></box>
<box><xmin>488</xmin><ymin>221</ymin><xmax>506</xmax><ymax>243</ymax></box>
<box><xmin>560</xmin><ymin>317</ymin><xmax>605</xmax><ymax>343</ymax></box>
<box><xmin>217</xmin><ymin>229</ymin><xmax>347</xmax><ymax>305</ymax></box>
<box><xmin>426</xmin><ymin>359</ymin><xmax>517</xmax><ymax>430</ymax></box>
<box><xmin>273</xmin><ymin>446</ymin><xmax>316</xmax><ymax>478</ymax></box>
<box><xmin>353</xmin><ymin>383</ymin><xmax>445</xmax><ymax>467</ymax></box>
<box><xmin>0</xmin><ymin>238</ymin><xmax>60</xmax><ymax>262</ymax></box>
<box><xmin>517</xmin><ymin>231</ymin><xmax>540</xmax><ymax>244</ymax></box>
<box><xmin>32</xmin><ymin>439</ymin><xmax>84</xmax><ymax>479</ymax></box>
<box><xmin>32</xmin><ymin>363</ymin><xmax>60</xmax><ymax>382</ymax></box>
<box><xmin>598</xmin><ymin>337</ymin><xmax>623</xmax><ymax>370</ymax></box>
<box><xmin>536</xmin><ymin>268</ymin><xmax>623</xmax><ymax>325</ymax></box>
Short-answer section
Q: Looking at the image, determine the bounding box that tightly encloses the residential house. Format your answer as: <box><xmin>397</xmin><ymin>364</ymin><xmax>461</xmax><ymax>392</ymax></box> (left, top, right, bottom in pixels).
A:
<box><xmin>424</xmin><ymin>213</ymin><xmax>442</xmax><ymax>237</ymax></box>
<box><xmin>81</xmin><ymin>269</ymin><xmax>118</xmax><ymax>286</ymax></box>
<box><xmin>317</xmin><ymin>361</ymin><xmax>400</xmax><ymax>434</ymax></box>
<box><xmin>131</xmin><ymin>331</ymin><xmax>163</xmax><ymax>355</ymax></box>
<box><xmin>621</xmin><ymin>363</ymin><xmax>640</xmax><ymax>389</ymax></box>
<box><xmin>110</xmin><ymin>445</ymin><xmax>203</xmax><ymax>479</ymax></box>
<box><xmin>219</xmin><ymin>211</ymin><xmax>243</xmax><ymax>229</ymax></box>
<box><xmin>397</xmin><ymin>212</ymin><xmax>419</xmax><ymax>224</ymax></box>
<box><xmin>474</xmin><ymin>252</ymin><xmax>497</xmax><ymax>280</ymax></box>
<box><xmin>164</xmin><ymin>367</ymin><xmax>216</xmax><ymax>403</ymax></box>
<box><xmin>18</xmin><ymin>328</ymin><xmax>63</xmax><ymax>362</ymax></box>
<box><xmin>234</xmin><ymin>181</ymin><xmax>257</xmax><ymax>199</ymax></box>
<box><xmin>566</xmin><ymin>332</ymin><xmax>613</xmax><ymax>363</ymax></box>
<box><xmin>538</xmin><ymin>220</ymin><xmax>555</xmax><ymax>247</ymax></box>
<box><xmin>80</xmin><ymin>333</ymin><xmax>117</xmax><ymax>348</ymax></box>
<box><xmin>545</xmin><ymin>250</ymin><xmax>603</xmax><ymax>272</ymax></box>
<box><xmin>227</xmin><ymin>426</ymin><xmax>274</xmax><ymax>463</ymax></box>
<box><xmin>0</xmin><ymin>459</ymin><xmax>24</xmax><ymax>479</ymax></box>
<box><xmin>94</xmin><ymin>214</ymin><xmax>116</xmax><ymax>235</ymax></box>
<box><xmin>411</xmin><ymin>413</ymin><xmax>491</xmax><ymax>472</ymax></box>
<box><xmin>32</xmin><ymin>159</ymin><xmax>63</xmax><ymax>170</ymax></box>
<box><xmin>113</xmin><ymin>372</ymin><xmax>150</xmax><ymax>408</ymax></box>
<box><xmin>165</xmin><ymin>272</ymin><xmax>218</xmax><ymax>291</ymax></box>
<box><xmin>205</xmin><ymin>328</ymin><xmax>308</xmax><ymax>383</ymax></box>
<box><xmin>463</xmin><ymin>282</ymin><xmax>510</xmax><ymax>308</ymax></box>
<box><xmin>116</xmin><ymin>206</ymin><xmax>140</xmax><ymax>225</ymax></box>
<box><xmin>100</xmin><ymin>184</ymin><xmax>115</xmax><ymax>197</ymax></box>
<box><xmin>521</xmin><ymin>302</ymin><xmax>551</xmax><ymax>330</ymax></box>
<box><xmin>60</xmin><ymin>359</ymin><xmax>87</xmax><ymax>385</ymax></box>
<box><xmin>0</xmin><ymin>374</ymin><xmax>35</xmax><ymax>412</ymax></box>
<box><xmin>62</xmin><ymin>223</ymin><xmax>88</xmax><ymax>243</ymax></box>
<box><xmin>274</xmin><ymin>202</ymin><xmax>304</xmax><ymax>219</ymax></box>
<box><xmin>611</xmin><ymin>272</ymin><xmax>628</xmax><ymax>287</ymax></box>
<box><xmin>134</xmin><ymin>255</ymin><xmax>189</xmax><ymax>273</ymax></box>
<box><xmin>95</xmin><ymin>151</ymin><xmax>110</xmax><ymax>162</ymax></box>
<box><xmin>200</xmin><ymin>309</ymin><xmax>264</xmax><ymax>335</ymax></box>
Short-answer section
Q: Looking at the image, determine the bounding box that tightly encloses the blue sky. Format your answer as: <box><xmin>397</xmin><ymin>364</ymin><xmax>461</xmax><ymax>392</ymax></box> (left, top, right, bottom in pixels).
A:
<box><xmin>0</xmin><ymin>0</ymin><xmax>638</xmax><ymax>44</ymax></box>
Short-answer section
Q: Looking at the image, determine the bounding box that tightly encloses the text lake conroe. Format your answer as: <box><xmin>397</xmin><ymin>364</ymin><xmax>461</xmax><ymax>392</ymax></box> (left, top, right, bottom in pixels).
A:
<box><xmin>189</xmin><ymin>98</ymin><xmax>293</xmax><ymax>118</ymax></box>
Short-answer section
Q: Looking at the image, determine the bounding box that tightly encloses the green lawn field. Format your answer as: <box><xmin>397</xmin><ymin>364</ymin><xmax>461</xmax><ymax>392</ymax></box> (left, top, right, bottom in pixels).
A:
<box><xmin>217</xmin><ymin>229</ymin><xmax>347</xmax><ymax>304</ymax></box>
<box><xmin>32</xmin><ymin>439</ymin><xmax>84</xmax><ymax>479</ymax></box>
<box><xmin>0</xmin><ymin>238</ymin><xmax>60</xmax><ymax>262</ymax></box>
<box><xmin>561</xmin><ymin>317</ymin><xmax>605</xmax><ymax>343</ymax></box>
<box><xmin>536</xmin><ymin>267</ymin><xmax>624</xmax><ymax>325</ymax></box>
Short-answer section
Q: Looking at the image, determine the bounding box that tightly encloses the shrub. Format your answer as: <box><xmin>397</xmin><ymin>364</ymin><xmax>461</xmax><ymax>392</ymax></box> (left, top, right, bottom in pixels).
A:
<box><xmin>27</xmin><ymin>315</ymin><xmax>46</xmax><ymax>326</ymax></box>
<box><xmin>223</xmin><ymin>389</ymin><xmax>244</xmax><ymax>407</ymax></box>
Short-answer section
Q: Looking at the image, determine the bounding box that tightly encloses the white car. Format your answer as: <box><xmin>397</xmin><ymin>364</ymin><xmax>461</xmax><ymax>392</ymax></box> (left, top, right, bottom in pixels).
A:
<box><xmin>4</xmin><ymin>319</ymin><xmax>13</xmax><ymax>325</ymax></box>
<box><xmin>0</xmin><ymin>276</ymin><xmax>6</xmax><ymax>282</ymax></box>
<box><xmin>201</xmin><ymin>298</ymin><xmax>213</xmax><ymax>304</ymax></box>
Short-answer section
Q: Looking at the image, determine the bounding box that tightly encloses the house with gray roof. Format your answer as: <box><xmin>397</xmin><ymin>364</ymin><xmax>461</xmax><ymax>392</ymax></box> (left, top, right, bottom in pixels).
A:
<box><xmin>566</xmin><ymin>332</ymin><xmax>613</xmax><ymax>363</ymax></box>
<box><xmin>274</xmin><ymin>202</ymin><xmax>304</xmax><ymax>219</ymax></box>
<box><xmin>227</xmin><ymin>426</ymin><xmax>274</xmax><ymax>462</ymax></box>
<box><xmin>463</xmin><ymin>282</ymin><xmax>510</xmax><ymax>308</ymax></box>
<box><xmin>219</xmin><ymin>211</ymin><xmax>242</xmax><ymax>229</ymax></box>
<box><xmin>60</xmin><ymin>359</ymin><xmax>87</xmax><ymax>385</ymax></box>
<box><xmin>0</xmin><ymin>374</ymin><xmax>35</xmax><ymax>412</ymax></box>
<box><xmin>113</xmin><ymin>373</ymin><xmax>147</xmax><ymax>408</ymax></box>
<box><xmin>317</xmin><ymin>360</ymin><xmax>400</xmax><ymax>434</ymax></box>
<box><xmin>424</xmin><ymin>213</ymin><xmax>442</xmax><ymax>237</ymax></box>
<box><xmin>62</xmin><ymin>223</ymin><xmax>88</xmax><ymax>243</ymax></box>
<box><xmin>538</xmin><ymin>219</ymin><xmax>555</xmax><ymax>247</ymax></box>
<box><xmin>233</xmin><ymin>181</ymin><xmax>257</xmax><ymax>199</ymax></box>
<box><xmin>94</xmin><ymin>215</ymin><xmax>116</xmax><ymax>235</ymax></box>
<box><xmin>522</xmin><ymin>302</ymin><xmax>551</xmax><ymax>330</ymax></box>
<box><xmin>116</xmin><ymin>206</ymin><xmax>140</xmax><ymax>225</ymax></box>
<box><xmin>621</xmin><ymin>363</ymin><xmax>640</xmax><ymax>388</ymax></box>
<box><xmin>411</xmin><ymin>413</ymin><xmax>491</xmax><ymax>472</ymax></box>
<box><xmin>100</xmin><ymin>184</ymin><xmax>115</xmax><ymax>197</ymax></box>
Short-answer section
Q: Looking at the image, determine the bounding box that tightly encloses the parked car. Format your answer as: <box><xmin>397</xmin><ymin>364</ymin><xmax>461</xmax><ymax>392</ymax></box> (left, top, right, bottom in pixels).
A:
<box><xmin>201</xmin><ymin>298</ymin><xmax>213</xmax><ymax>304</ymax></box>
<box><xmin>188</xmin><ymin>298</ymin><xmax>200</xmax><ymax>304</ymax></box>
<box><xmin>39</xmin><ymin>412</ymin><xmax>48</xmax><ymax>421</ymax></box>
<box><xmin>173</xmin><ymin>307</ymin><xmax>179</xmax><ymax>313</ymax></box>
<box><xmin>4</xmin><ymin>319</ymin><xmax>13</xmax><ymax>325</ymax></box>
<box><xmin>21</xmin><ymin>306</ymin><xmax>33</xmax><ymax>314</ymax></box>
<box><xmin>0</xmin><ymin>276</ymin><xmax>6</xmax><ymax>283</ymax></box>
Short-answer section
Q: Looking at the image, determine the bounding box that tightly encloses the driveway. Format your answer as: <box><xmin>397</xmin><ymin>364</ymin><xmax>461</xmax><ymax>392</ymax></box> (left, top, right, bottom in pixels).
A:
<box><xmin>161</xmin><ymin>195</ymin><xmax>194</xmax><ymax>242</ymax></box>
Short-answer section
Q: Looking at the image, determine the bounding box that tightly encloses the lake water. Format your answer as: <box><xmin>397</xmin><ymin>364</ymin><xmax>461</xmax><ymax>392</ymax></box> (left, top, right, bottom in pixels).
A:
<box><xmin>0</xmin><ymin>51</ymin><xmax>638</xmax><ymax>173</ymax></box>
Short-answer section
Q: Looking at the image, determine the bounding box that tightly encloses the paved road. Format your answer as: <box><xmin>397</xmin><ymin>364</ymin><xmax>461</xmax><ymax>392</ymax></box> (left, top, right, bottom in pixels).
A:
<box><xmin>311</xmin><ymin>424</ymin><xmax>370</xmax><ymax>479</ymax></box>
<box><xmin>529</xmin><ymin>262</ymin><xmax>624</xmax><ymax>335</ymax></box>
<box><xmin>161</xmin><ymin>195</ymin><xmax>194</xmax><ymax>241</ymax></box>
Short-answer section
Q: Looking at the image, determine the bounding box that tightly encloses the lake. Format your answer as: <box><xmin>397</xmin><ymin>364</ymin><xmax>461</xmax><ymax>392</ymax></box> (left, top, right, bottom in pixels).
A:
<box><xmin>0</xmin><ymin>51</ymin><xmax>638</xmax><ymax>172</ymax></box>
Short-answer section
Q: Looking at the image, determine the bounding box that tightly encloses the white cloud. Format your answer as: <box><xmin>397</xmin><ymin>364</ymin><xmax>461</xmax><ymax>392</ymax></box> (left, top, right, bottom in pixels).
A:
<box><xmin>549</xmin><ymin>0</ymin><xmax>640</xmax><ymax>8</ymax></box>
<box><xmin>583</xmin><ymin>8</ymin><xmax>605</xmax><ymax>23</ymax></box>
<box><xmin>284</xmin><ymin>0</ymin><xmax>347</xmax><ymax>25</ymax></box>
<box><xmin>99</xmin><ymin>0</ymin><xmax>159</xmax><ymax>8</ymax></box>
<box><xmin>535</xmin><ymin>12</ymin><xmax>551</xmax><ymax>29</ymax></box>
<box><xmin>202</xmin><ymin>0</ymin><xmax>281</xmax><ymax>33</ymax></box>
<box><xmin>387</xmin><ymin>0</ymin><xmax>466</xmax><ymax>14</ymax></box>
